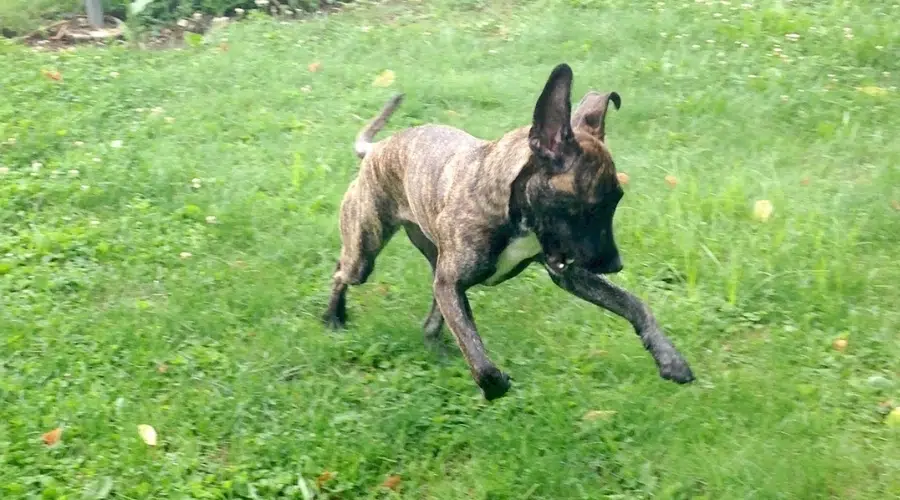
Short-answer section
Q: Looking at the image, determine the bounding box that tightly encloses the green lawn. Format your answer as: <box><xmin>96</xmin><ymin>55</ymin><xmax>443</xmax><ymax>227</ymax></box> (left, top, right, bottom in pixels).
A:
<box><xmin>0</xmin><ymin>0</ymin><xmax>81</xmax><ymax>36</ymax></box>
<box><xmin>2</xmin><ymin>0</ymin><xmax>899</xmax><ymax>498</ymax></box>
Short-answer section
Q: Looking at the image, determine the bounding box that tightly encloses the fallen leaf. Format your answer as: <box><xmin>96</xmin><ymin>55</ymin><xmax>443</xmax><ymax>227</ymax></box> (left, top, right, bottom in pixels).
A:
<box><xmin>858</xmin><ymin>86</ymin><xmax>888</xmax><ymax>97</ymax></box>
<box><xmin>832</xmin><ymin>338</ymin><xmax>848</xmax><ymax>352</ymax></box>
<box><xmin>308</xmin><ymin>61</ymin><xmax>322</xmax><ymax>72</ymax></box>
<box><xmin>616</xmin><ymin>172</ymin><xmax>630</xmax><ymax>185</ymax></box>
<box><xmin>372</xmin><ymin>70</ymin><xmax>396</xmax><ymax>88</ymax></box>
<box><xmin>157</xmin><ymin>363</ymin><xmax>169</xmax><ymax>374</ymax></box>
<box><xmin>582</xmin><ymin>410</ymin><xmax>617</xmax><ymax>422</ymax></box>
<box><xmin>753</xmin><ymin>199</ymin><xmax>774</xmax><ymax>222</ymax></box>
<box><xmin>219</xmin><ymin>42</ymin><xmax>229</xmax><ymax>52</ymax></box>
<box><xmin>179</xmin><ymin>251</ymin><xmax>193</xmax><ymax>259</ymax></box>
<box><xmin>664</xmin><ymin>174</ymin><xmax>678</xmax><ymax>187</ymax></box>
<box><xmin>891</xmin><ymin>200</ymin><xmax>900</xmax><ymax>211</ymax></box>
<box><xmin>42</xmin><ymin>69</ymin><xmax>62</xmax><ymax>81</ymax></box>
<box><xmin>376</xmin><ymin>284</ymin><xmax>391</xmax><ymax>296</ymax></box>
<box><xmin>381</xmin><ymin>475</ymin><xmax>401</xmax><ymax>491</ymax></box>
<box><xmin>316</xmin><ymin>470</ymin><xmax>334</xmax><ymax>488</ymax></box>
<box><xmin>137</xmin><ymin>424</ymin><xmax>157</xmax><ymax>446</ymax></box>
<box><xmin>800</xmin><ymin>177</ymin><xmax>810</xmax><ymax>186</ymax></box>
<box><xmin>42</xmin><ymin>427</ymin><xmax>63</xmax><ymax>446</ymax></box>
<box><xmin>886</xmin><ymin>407</ymin><xmax>900</xmax><ymax>427</ymax></box>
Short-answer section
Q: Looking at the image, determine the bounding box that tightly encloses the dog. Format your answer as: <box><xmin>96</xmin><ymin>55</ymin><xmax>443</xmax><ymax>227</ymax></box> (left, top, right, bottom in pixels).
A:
<box><xmin>323</xmin><ymin>63</ymin><xmax>694</xmax><ymax>400</ymax></box>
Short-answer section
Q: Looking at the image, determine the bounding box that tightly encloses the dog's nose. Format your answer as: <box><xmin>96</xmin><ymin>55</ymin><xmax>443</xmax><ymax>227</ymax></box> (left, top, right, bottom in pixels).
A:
<box><xmin>605</xmin><ymin>256</ymin><xmax>623</xmax><ymax>274</ymax></box>
<box><xmin>588</xmin><ymin>255</ymin><xmax>623</xmax><ymax>274</ymax></box>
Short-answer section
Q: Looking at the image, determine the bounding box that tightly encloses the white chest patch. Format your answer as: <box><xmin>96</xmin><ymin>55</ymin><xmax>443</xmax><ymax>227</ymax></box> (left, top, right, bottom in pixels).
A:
<box><xmin>483</xmin><ymin>232</ymin><xmax>542</xmax><ymax>286</ymax></box>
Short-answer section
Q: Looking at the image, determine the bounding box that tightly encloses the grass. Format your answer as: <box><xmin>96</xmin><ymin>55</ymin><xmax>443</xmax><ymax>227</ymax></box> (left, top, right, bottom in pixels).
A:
<box><xmin>1</xmin><ymin>0</ymin><xmax>899</xmax><ymax>497</ymax></box>
<box><xmin>0</xmin><ymin>0</ymin><xmax>81</xmax><ymax>36</ymax></box>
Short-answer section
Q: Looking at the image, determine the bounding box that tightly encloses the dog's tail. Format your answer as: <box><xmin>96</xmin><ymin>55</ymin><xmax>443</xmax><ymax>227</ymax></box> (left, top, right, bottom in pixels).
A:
<box><xmin>354</xmin><ymin>93</ymin><xmax>405</xmax><ymax>159</ymax></box>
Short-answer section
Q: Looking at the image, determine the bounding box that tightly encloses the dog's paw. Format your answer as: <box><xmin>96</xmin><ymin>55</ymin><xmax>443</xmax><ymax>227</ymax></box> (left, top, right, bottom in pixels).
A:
<box><xmin>424</xmin><ymin>336</ymin><xmax>452</xmax><ymax>360</ymax></box>
<box><xmin>321</xmin><ymin>313</ymin><xmax>346</xmax><ymax>331</ymax></box>
<box><xmin>658</xmin><ymin>357</ymin><xmax>695</xmax><ymax>384</ymax></box>
<box><xmin>476</xmin><ymin>366</ymin><xmax>512</xmax><ymax>401</ymax></box>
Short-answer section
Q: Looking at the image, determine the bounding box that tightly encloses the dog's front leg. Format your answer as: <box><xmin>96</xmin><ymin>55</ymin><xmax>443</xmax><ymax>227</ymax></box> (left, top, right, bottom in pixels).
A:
<box><xmin>432</xmin><ymin>274</ymin><xmax>511</xmax><ymax>401</ymax></box>
<box><xmin>548</xmin><ymin>266</ymin><xmax>695</xmax><ymax>384</ymax></box>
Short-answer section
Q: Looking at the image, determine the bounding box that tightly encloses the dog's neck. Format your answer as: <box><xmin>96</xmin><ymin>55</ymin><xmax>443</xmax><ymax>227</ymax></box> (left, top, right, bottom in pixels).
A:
<box><xmin>508</xmin><ymin>159</ymin><xmax>540</xmax><ymax>237</ymax></box>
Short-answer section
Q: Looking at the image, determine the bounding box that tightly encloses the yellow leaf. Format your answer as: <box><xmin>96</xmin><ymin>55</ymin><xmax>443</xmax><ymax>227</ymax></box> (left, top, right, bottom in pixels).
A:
<box><xmin>137</xmin><ymin>424</ymin><xmax>158</xmax><ymax>446</ymax></box>
<box><xmin>753</xmin><ymin>200</ymin><xmax>774</xmax><ymax>222</ymax></box>
<box><xmin>616</xmin><ymin>172</ymin><xmax>630</xmax><ymax>185</ymax></box>
<box><xmin>582</xmin><ymin>410</ymin><xmax>617</xmax><ymax>422</ymax></box>
<box><xmin>42</xmin><ymin>427</ymin><xmax>63</xmax><ymax>446</ymax></box>
<box><xmin>308</xmin><ymin>61</ymin><xmax>322</xmax><ymax>73</ymax></box>
<box><xmin>664</xmin><ymin>174</ymin><xmax>678</xmax><ymax>187</ymax></box>
<box><xmin>372</xmin><ymin>70</ymin><xmax>396</xmax><ymax>88</ymax></box>
<box><xmin>858</xmin><ymin>86</ymin><xmax>888</xmax><ymax>97</ymax></box>
<box><xmin>886</xmin><ymin>407</ymin><xmax>900</xmax><ymax>427</ymax></box>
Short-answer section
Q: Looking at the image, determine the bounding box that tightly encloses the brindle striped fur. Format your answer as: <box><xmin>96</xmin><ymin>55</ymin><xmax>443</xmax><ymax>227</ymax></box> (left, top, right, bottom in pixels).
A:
<box><xmin>323</xmin><ymin>64</ymin><xmax>694</xmax><ymax>401</ymax></box>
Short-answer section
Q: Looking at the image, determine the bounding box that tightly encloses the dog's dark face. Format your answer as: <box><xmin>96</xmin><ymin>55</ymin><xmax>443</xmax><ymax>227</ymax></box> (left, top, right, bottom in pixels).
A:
<box><xmin>524</xmin><ymin>65</ymin><xmax>624</xmax><ymax>275</ymax></box>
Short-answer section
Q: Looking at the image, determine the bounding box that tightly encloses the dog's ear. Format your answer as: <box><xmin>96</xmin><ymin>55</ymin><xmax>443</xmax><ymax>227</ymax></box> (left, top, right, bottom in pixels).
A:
<box><xmin>529</xmin><ymin>63</ymin><xmax>575</xmax><ymax>164</ymax></box>
<box><xmin>571</xmin><ymin>91</ymin><xmax>621</xmax><ymax>142</ymax></box>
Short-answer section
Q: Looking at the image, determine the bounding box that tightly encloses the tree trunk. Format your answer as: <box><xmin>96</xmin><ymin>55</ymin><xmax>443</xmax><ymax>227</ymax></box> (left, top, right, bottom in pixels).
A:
<box><xmin>85</xmin><ymin>0</ymin><xmax>104</xmax><ymax>28</ymax></box>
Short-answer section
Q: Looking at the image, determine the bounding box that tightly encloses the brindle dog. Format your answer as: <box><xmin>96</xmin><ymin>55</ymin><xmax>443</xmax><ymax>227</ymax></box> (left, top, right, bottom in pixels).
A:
<box><xmin>323</xmin><ymin>63</ymin><xmax>694</xmax><ymax>400</ymax></box>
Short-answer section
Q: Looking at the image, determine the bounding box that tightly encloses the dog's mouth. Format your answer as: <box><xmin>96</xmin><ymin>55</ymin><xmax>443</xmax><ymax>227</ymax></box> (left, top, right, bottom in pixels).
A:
<box><xmin>544</xmin><ymin>253</ymin><xmax>575</xmax><ymax>274</ymax></box>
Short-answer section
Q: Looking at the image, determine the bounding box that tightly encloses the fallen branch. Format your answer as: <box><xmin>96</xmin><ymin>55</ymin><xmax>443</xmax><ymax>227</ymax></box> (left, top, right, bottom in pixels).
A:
<box><xmin>13</xmin><ymin>19</ymin><xmax>69</xmax><ymax>41</ymax></box>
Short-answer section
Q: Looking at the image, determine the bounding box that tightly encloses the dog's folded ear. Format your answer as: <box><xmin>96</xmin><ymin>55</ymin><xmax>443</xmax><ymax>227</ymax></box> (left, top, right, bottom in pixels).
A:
<box><xmin>571</xmin><ymin>91</ymin><xmax>621</xmax><ymax>143</ymax></box>
<box><xmin>529</xmin><ymin>63</ymin><xmax>576</xmax><ymax>165</ymax></box>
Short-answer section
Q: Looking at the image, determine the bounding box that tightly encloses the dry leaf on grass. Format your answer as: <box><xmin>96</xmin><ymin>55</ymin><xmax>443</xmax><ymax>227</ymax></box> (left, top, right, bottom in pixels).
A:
<box><xmin>616</xmin><ymin>172</ymin><xmax>630</xmax><ymax>185</ymax></box>
<box><xmin>157</xmin><ymin>363</ymin><xmax>169</xmax><ymax>374</ymax></box>
<box><xmin>832</xmin><ymin>338</ymin><xmax>848</xmax><ymax>352</ymax></box>
<box><xmin>42</xmin><ymin>427</ymin><xmax>63</xmax><ymax>446</ymax></box>
<box><xmin>316</xmin><ymin>470</ymin><xmax>334</xmax><ymax>488</ymax></box>
<box><xmin>42</xmin><ymin>69</ymin><xmax>63</xmax><ymax>81</ymax></box>
<box><xmin>664</xmin><ymin>174</ymin><xmax>678</xmax><ymax>187</ymax></box>
<box><xmin>381</xmin><ymin>475</ymin><xmax>402</xmax><ymax>491</ymax></box>
<box><xmin>372</xmin><ymin>70</ymin><xmax>396</xmax><ymax>87</ymax></box>
<box><xmin>137</xmin><ymin>424</ymin><xmax>158</xmax><ymax>446</ymax></box>
<box><xmin>308</xmin><ymin>61</ymin><xmax>322</xmax><ymax>72</ymax></box>
<box><xmin>891</xmin><ymin>200</ymin><xmax>900</xmax><ymax>211</ymax></box>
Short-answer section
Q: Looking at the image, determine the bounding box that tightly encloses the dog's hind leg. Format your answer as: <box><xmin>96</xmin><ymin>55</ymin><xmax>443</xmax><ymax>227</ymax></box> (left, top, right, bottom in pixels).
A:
<box><xmin>323</xmin><ymin>182</ymin><xmax>398</xmax><ymax>330</ymax></box>
<box><xmin>323</xmin><ymin>261</ymin><xmax>349</xmax><ymax>330</ymax></box>
<box><xmin>403</xmin><ymin>223</ymin><xmax>445</xmax><ymax>347</ymax></box>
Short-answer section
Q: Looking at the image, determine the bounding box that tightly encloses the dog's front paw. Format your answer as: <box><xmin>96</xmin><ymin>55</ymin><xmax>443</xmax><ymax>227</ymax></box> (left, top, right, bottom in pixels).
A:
<box><xmin>658</xmin><ymin>357</ymin><xmax>695</xmax><ymax>384</ymax></box>
<box><xmin>476</xmin><ymin>366</ymin><xmax>512</xmax><ymax>401</ymax></box>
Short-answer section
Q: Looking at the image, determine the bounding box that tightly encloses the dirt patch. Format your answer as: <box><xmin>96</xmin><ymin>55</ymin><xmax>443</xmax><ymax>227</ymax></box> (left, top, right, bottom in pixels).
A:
<box><xmin>16</xmin><ymin>4</ymin><xmax>349</xmax><ymax>51</ymax></box>
<box><xmin>19</xmin><ymin>15</ymin><xmax>126</xmax><ymax>50</ymax></box>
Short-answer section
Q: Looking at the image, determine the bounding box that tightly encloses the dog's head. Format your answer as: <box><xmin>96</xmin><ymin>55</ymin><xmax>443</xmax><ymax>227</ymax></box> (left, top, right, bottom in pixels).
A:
<box><xmin>523</xmin><ymin>63</ymin><xmax>624</xmax><ymax>275</ymax></box>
